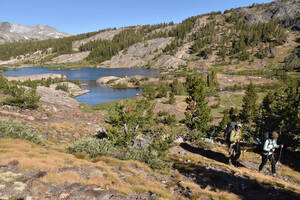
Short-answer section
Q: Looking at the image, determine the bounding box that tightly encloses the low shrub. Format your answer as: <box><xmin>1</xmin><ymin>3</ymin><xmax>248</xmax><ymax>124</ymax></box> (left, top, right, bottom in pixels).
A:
<box><xmin>106</xmin><ymin>79</ymin><xmax>118</xmax><ymax>84</ymax></box>
<box><xmin>2</xmin><ymin>84</ymin><xmax>40</xmax><ymax>109</ymax></box>
<box><xmin>156</xmin><ymin>112</ymin><xmax>177</xmax><ymax>125</ymax></box>
<box><xmin>0</xmin><ymin>118</ymin><xmax>44</xmax><ymax>145</ymax></box>
<box><xmin>120</xmin><ymin>74</ymin><xmax>127</xmax><ymax>78</ymax></box>
<box><xmin>55</xmin><ymin>83</ymin><xmax>69</xmax><ymax>92</ymax></box>
<box><xmin>165</xmin><ymin>92</ymin><xmax>176</xmax><ymax>104</ymax></box>
<box><xmin>129</xmin><ymin>77</ymin><xmax>140</xmax><ymax>86</ymax></box>
<box><xmin>0</xmin><ymin>75</ymin><xmax>40</xmax><ymax>109</ymax></box>
<box><xmin>117</xmin><ymin>147</ymin><xmax>172</xmax><ymax>169</ymax></box>
<box><xmin>13</xmin><ymin>77</ymin><xmax>65</xmax><ymax>88</ymax></box>
<box><xmin>142</xmin><ymin>83</ymin><xmax>156</xmax><ymax>100</ymax></box>
<box><xmin>140</xmin><ymin>77</ymin><xmax>149</xmax><ymax>81</ymax></box>
<box><xmin>112</xmin><ymin>83</ymin><xmax>128</xmax><ymax>89</ymax></box>
<box><xmin>67</xmin><ymin>138</ymin><xmax>116</xmax><ymax>158</ymax></box>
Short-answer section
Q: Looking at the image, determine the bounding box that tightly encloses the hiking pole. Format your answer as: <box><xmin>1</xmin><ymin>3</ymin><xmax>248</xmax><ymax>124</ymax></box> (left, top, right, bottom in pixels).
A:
<box><xmin>278</xmin><ymin>146</ymin><xmax>283</xmax><ymax>164</ymax></box>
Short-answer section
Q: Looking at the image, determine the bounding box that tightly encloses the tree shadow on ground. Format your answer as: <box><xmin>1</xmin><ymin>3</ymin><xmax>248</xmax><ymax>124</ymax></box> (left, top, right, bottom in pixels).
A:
<box><xmin>172</xmin><ymin>157</ymin><xmax>299</xmax><ymax>200</ymax></box>
<box><xmin>278</xmin><ymin>149</ymin><xmax>300</xmax><ymax>173</ymax></box>
<box><xmin>246</xmin><ymin>145</ymin><xmax>300</xmax><ymax>173</ymax></box>
<box><xmin>180</xmin><ymin>143</ymin><xmax>228</xmax><ymax>164</ymax></box>
<box><xmin>179</xmin><ymin>142</ymin><xmax>246</xmax><ymax>168</ymax></box>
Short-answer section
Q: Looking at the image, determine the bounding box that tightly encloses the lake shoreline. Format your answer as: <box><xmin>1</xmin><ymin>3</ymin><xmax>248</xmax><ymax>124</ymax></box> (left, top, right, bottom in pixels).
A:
<box><xmin>2</xmin><ymin>67</ymin><xmax>158</xmax><ymax>105</ymax></box>
<box><xmin>1</xmin><ymin>63</ymin><xmax>157</xmax><ymax>71</ymax></box>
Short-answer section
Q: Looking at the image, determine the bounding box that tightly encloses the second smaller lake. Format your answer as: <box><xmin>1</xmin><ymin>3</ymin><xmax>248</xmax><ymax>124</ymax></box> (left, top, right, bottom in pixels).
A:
<box><xmin>3</xmin><ymin>67</ymin><xmax>159</xmax><ymax>105</ymax></box>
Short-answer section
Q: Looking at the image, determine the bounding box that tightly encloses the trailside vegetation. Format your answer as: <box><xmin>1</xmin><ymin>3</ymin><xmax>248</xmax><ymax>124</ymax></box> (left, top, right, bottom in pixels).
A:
<box><xmin>184</xmin><ymin>75</ymin><xmax>213</xmax><ymax>141</ymax></box>
<box><xmin>68</xmin><ymin>99</ymin><xmax>176</xmax><ymax>169</ymax></box>
<box><xmin>0</xmin><ymin>118</ymin><xmax>44</xmax><ymax>145</ymax></box>
<box><xmin>0</xmin><ymin>75</ymin><xmax>40</xmax><ymax>109</ymax></box>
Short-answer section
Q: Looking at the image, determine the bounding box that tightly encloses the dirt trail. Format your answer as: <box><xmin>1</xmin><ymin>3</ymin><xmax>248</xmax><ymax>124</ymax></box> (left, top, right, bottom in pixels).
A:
<box><xmin>169</xmin><ymin>142</ymin><xmax>300</xmax><ymax>199</ymax></box>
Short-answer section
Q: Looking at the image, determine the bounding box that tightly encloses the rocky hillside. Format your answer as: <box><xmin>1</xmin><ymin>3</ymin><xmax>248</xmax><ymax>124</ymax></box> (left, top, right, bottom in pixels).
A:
<box><xmin>0</xmin><ymin>21</ymin><xmax>71</xmax><ymax>44</ymax></box>
<box><xmin>0</xmin><ymin>0</ymin><xmax>299</xmax><ymax>71</ymax></box>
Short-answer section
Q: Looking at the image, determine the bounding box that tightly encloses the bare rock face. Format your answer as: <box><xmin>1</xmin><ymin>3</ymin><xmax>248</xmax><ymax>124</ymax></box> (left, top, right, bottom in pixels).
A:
<box><xmin>242</xmin><ymin>0</ymin><xmax>300</xmax><ymax>29</ymax></box>
<box><xmin>152</xmin><ymin>55</ymin><xmax>186</xmax><ymax>69</ymax></box>
<box><xmin>96</xmin><ymin>76</ymin><xmax>119</xmax><ymax>84</ymax></box>
<box><xmin>51</xmin><ymin>52</ymin><xmax>90</xmax><ymax>63</ymax></box>
<box><xmin>100</xmin><ymin>38</ymin><xmax>173</xmax><ymax>68</ymax></box>
<box><xmin>5</xmin><ymin>73</ymin><xmax>66</xmax><ymax>82</ymax></box>
<box><xmin>175</xmin><ymin>42</ymin><xmax>193</xmax><ymax>59</ymax></box>
<box><xmin>37</xmin><ymin>86</ymin><xmax>80</xmax><ymax>109</ymax></box>
<box><xmin>148</xmin><ymin>25</ymin><xmax>177</xmax><ymax>35</ymax></box>
<box><xmin>0</xmin><ymin>21</ymin><xmax>71</xmax><ymax>44</ymax></box>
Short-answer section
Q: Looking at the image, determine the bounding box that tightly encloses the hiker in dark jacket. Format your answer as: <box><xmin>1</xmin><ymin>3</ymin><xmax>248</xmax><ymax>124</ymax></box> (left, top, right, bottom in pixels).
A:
<box><xmin>259</xmin><ymin>131</ymin><xmax>283</xmax><ymax>177</ymax></box>
<box><xmin>228</xmin><ymin>123</ymin><xmax>242</xmax><ymax>165</ymax></box>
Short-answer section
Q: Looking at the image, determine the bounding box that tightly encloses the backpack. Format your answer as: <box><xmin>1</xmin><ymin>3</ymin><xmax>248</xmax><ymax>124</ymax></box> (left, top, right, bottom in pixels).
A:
<box><xmin>255</xmin><ymin>132</ymin><xmax>270</xmax><ymax>155</ymax></box>
<box><xmin>224</xmin><ymin>121</ymin><xmax>236</xmax><ymax>143</ymax></box>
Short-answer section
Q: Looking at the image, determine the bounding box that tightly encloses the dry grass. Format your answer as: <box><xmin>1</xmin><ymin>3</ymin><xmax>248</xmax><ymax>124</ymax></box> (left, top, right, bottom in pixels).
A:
<box><xmin>1</xmin><ymin>136</ymin><xmax>299</xmax><ymax>200</ymax></box>
<box><xmin>0</xmin><ymin>138</ymin><xmax>177</xmax><ymax>199</ymax></box>
<box><xmin>181</xmin><ymin>181</ymin><xmax>240</xmax><ymax>200</ymax></box>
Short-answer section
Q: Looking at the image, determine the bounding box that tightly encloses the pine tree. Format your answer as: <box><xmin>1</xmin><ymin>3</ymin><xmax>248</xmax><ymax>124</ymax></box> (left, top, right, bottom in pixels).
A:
<box><xmin>229</xmin><ymin>107</ymin><xmax>239</xmax><ymax>121</ymax></box>
<box><xmin>185</xmin><ymin>75</ymin><xmax>212</xmax><ymax>141</ymax></box>
<box><xmin>219</xmin><ymin>45</ymin><xmax>227</xmax><ymax>61</ymax></box>
<box><xmin>256</xmin><ymin>85</ymin><xmax>299</xmax><ymax>148</ymax></box>
<box><xmin>219</xmin><ymin>109</ymin><xmax>230</xmax><ymax>131</ymax></box>
<box><xmin>170</xmin><ymin>79</ymin><xmax>185</xmax><ymax>95</ymax></box>
<box><xmin>166</xmin><ymin>92</ymin><xmax>176</xmax><ymax>104</ymax></box>
<box><xmin>207</xmin><ymin>71</ymin><xmax>218</xmax><ymax>88</ymax></box>
<box><xmin>240</xmin><ymin>82</ymin><xmax>258</xmax><ymax>124</ymax></box>
<box><xmin>142</xmin><ymin>83</ymin><xmax>156</xmax><ymax>100</ymax></box>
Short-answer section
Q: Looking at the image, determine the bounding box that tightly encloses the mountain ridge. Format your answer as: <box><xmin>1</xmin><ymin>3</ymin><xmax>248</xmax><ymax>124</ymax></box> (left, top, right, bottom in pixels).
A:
<box><xmin>0</xmin><ymin>20</ymin><xmax>71</xmax><ymax>44</ymax></box>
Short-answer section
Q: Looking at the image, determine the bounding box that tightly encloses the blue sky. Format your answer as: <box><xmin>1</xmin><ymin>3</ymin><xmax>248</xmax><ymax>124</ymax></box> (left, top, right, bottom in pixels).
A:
<box><xmin>1</xmin><ymin>0</ymin><xmax>273</xmax><ymax>34</ymax></box>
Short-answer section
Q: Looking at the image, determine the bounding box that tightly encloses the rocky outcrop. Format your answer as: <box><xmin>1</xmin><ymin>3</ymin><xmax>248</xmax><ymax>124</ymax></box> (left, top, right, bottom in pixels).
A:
<box><xmin>5</xmin><ymin>73</ymin><xmax>66</xmax><ymax>82</ymax></box>
<box><xmin>152</xmin><ymin>55</ymin><xmax>186</xmax><ymax>69</ymax></box>
<box><xmin>96</xmin><ymin>75</ymin><xmax>149</xmax><ymax>88</ymax></box>
<box><xmin>100</xmin><ymin>38</ymin><xmax>173</xmax><ymax>68</ymax></box>
<box><xmin>0</xmin><ymin>21</ymin><xmax>70</xmax><ymax>44</ymax></box>
<box><xmin>0</xmin><ymin>160</ymin><xmax>158</xmax><ymax>200</ymax></box>
<box><xmin>49</xmin><ymin>82</ymin><xmax>90</xmax><ymax>97</ymax></box>
<box><xmin>241</xmin><ymin>0</ymin><xmax>300</xmax><ymax>29</ymax></box>
<box><xmin>148</xmin><ymin>25</ymin><xmax>177</xmax><ymax>35</ymax></box>
<box><xmin>51</xmin><ymin>52</ymin><xmax>90</xmax><ymax>63</ymax></box>
<box><xmin>175</xmin><ymin>42</ymin><xmax>193</xmax><ymax>59</ymax></box>
<box><xmin>37</xmin><ymin>86</ymin><xmax>80</xmax><ymax>108</ymax></box>
<box><xmin>96</xmin><ymin>76</ymin><xmax>119</xmax><ymax>85</ymax></box>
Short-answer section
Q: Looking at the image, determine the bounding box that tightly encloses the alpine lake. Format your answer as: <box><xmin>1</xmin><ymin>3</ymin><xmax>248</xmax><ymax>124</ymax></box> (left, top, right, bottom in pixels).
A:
<box><xmin>2</xmin><ymin>67</ymin><xmax>159</xmax><ymax>105</ymax></box>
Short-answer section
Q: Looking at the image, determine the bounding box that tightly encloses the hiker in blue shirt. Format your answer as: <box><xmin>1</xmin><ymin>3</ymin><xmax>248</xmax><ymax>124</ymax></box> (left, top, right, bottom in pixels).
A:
<box><xmin>259</xmin><ymin>131</ymin><xmax>283</xmax><ymax>177</ymax></box>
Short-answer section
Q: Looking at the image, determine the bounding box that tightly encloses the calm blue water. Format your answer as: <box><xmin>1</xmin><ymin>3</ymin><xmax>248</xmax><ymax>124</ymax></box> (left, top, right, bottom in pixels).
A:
<box><xmin>2</xmin><ymin>67</ymin><xmax>158</xmax><ymax>105</ymax></box>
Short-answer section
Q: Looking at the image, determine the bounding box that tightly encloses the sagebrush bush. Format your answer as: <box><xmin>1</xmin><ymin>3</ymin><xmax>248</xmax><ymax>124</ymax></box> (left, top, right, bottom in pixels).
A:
<box><xmin>0</xmin><ymin>118</ymin><xmax>44</xmax><ymax>145</ymax></box>
<box><xmin>117</xmin><ymin>147</ymin><xmax>172</xmax><ymax>169</ymax></box>
<box><xmin>67</xmin><ymin>138</ymin><xmax>116</xmax><ymax>158</ymax></box>
<box><xmin>67</xmin><ymin>137</ymin><xmax>172</xmax><ymax>169</ymax></box>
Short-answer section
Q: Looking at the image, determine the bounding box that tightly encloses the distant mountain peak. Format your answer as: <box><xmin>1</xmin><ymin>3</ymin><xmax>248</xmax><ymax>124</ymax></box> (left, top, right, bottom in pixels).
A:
<box><xmin>0</xmin><ymin>21</ymin><xmax>71</xmax><ymax>44</ymax></box>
